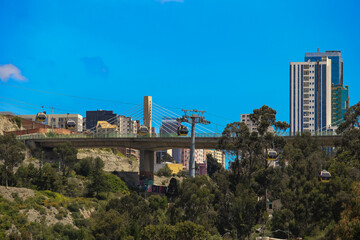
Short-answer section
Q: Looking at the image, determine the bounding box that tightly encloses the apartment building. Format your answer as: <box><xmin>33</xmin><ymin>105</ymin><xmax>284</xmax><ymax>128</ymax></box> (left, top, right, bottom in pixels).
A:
<box><xmin>18</xmin><ymin>113</ymin><xmax>83</xmax><ymax>132</ymax></box>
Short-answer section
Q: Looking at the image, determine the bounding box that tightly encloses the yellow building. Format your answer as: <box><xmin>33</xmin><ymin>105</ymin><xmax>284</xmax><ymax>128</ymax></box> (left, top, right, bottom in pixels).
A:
<box><xmin>96</xmin><ymin>121</ymin><xmax>118</xmax><ymax>134</ymax></box>
<box><xmin>166</xmin><ymin>163</ymin><xmax>183</xmax><ymax>174</ymax></box>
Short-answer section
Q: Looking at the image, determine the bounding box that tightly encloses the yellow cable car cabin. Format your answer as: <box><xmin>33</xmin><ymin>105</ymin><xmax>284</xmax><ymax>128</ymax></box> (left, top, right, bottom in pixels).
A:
<box><xmin>319</xmin><ymin>170</ymin><xmax>331</xmax><ymax>183</ymax></box>
<box><xmin>138</xmin><ymin>125</ymin><xmax>149</xmax><ymax>136</ymax></box>
<box><xmin>267</xmin><ymin>150</ymin><xmax>277</xmax><ymax>161</ymax></box>
<box><xmin>177</xmin><ymin>125</ymin><xmax>189</xmax><ymax>136</ymax></box>
<box><xmin>66</xmin><ymin>119</ymin><xmax>76</xmax><ymax>130</ymax></box>
<box><xmin>35</xmin><ymin>112</ymin><xmax>47</xmax><ymax>122</ymax></box>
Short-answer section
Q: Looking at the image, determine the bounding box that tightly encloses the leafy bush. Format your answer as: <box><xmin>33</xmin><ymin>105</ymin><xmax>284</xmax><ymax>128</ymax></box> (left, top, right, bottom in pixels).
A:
<box><xmin>67</xmin><ymin>202</ymin><xmax>80</xmax><ymax>212</ymax></box>
<box><xmin>12</xmin><ymin>116</ymin><xmax>22</xmax><ymax>128</ymax></box>
<box><xmin>157</xmin><ymin>165</ymin><xmax>172</xmax><ymax>177</ymax></box>
<box><xmin>74</xmin><ymin>158</ymin><xmax>93</xmax><ymax>177</ymax></box>
<box><xmin>104</xmin><ymin>173</ymin><xmax>129</xmax><ymax>194</ymax></box>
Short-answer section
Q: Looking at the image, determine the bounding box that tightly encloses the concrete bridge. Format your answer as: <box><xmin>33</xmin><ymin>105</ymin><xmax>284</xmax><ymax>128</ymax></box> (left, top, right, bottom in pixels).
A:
<box><xmin>20</xmin><ymin>134</ymin><xmax>341</xmax><ymax>181</ymax></box>
<box><xmin>24</xmin><ymin>135</ymin><xmax>341</xmax><ymax>149</ymax></box>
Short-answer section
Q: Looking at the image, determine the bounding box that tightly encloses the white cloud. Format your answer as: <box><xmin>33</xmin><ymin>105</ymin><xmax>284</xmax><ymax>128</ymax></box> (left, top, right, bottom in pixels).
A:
<box><xmin>0</xmin><ymin>64</ymin><xmax>26</xmax><ymax>82</ymax></box>
<box><xmin>160</xmin><ymin>0</ymin><xmax>184</xmax><ymax>3</ymax></box>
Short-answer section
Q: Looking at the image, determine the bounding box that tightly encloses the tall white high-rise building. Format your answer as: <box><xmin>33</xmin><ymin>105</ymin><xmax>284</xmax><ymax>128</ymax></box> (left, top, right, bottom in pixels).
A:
<box><xmin>290</xmin><ymin>56</ymin><xmax>332</xmax><ymax>133</ymax></box>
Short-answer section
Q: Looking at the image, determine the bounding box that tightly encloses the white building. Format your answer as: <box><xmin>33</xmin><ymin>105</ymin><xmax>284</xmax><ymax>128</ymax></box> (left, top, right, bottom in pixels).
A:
<box><xmin>290</xmin><ymin>58</ymin><xmax>332</xmax><ymax>133</ymax></box>
<box><xmin>240</xmin><ymin>114</ymin><xmax>275</xmax><ymax>133</ymax></box>
<box><xmin>18</xmin><ymin>113</ymin><xmax>83</xmax><ymax>132</ymax></box>
<box><xmin>117</xmin><ymin>115</ymin><xmax>137</xmax><ymax>135</ymax></box>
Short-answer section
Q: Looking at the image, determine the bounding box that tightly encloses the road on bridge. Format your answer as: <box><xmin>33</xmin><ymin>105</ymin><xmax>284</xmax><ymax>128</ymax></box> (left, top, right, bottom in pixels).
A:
<box><xmin>25</xmin><ymin>135</ymin><xmax>341</xmax><ymax>150</ymax></box>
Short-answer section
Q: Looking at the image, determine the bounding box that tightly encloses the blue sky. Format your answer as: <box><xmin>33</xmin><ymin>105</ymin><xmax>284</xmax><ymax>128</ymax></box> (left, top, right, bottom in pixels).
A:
<box><xmin>1</xmin><ymin>0</ymin><xmax>360</xmax><ymax>131</ymax></box>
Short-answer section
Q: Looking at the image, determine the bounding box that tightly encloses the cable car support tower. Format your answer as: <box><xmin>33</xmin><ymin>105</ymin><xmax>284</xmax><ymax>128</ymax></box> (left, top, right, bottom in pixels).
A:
<box><xmin>178</xmin><ymin>109</ymin><xmax>210</xmax><ymax>177</ymax></box>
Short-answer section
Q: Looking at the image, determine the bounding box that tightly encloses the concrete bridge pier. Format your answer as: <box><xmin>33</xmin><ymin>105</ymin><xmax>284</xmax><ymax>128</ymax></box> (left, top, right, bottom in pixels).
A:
<box><xmin>139</xmin><ymin>149</ymin><xmax>155</xmax><ymax>182</ymax></box>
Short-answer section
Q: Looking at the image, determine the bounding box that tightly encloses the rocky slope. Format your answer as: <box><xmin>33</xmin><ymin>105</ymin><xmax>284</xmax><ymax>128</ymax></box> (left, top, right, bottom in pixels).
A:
<box><xmin>77</xmin><ymin>148</ymin><xmax>139</xmax><ymax>173</ymax></box>
<box><xmin>0</xmin><ymin>115</ymin><xmax>23</xmax><ymax>135</ymax></box>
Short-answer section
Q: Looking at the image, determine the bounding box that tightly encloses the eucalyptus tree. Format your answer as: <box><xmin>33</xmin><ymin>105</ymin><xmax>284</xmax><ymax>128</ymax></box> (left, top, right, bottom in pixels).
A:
<box><xmin>219</xmin><ymin>106</ymin><xmax>288</xmax><ymax>185</ymax></box>
<box><xmin>54</xmin><ymin>142</ymin><xmax>78</xmax><ymax>179</ymax></box>
<box><xmin>0</xmin><ymin>134</ymin><xmax>25</xmax><ymax>188</ymax></box>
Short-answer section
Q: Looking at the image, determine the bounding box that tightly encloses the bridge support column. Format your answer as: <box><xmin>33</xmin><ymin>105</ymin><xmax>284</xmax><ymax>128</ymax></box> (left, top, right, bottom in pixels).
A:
<box><xmin>139</xmin><ymin>150</ymin><xmax>155</xmax><ymax>182</ymax></box>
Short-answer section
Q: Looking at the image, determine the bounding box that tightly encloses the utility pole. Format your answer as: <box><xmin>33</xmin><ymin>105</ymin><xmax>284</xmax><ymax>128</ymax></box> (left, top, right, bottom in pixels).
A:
<box><xmin>177</xmin><ymin>109</ymin><xmax>210</xmax><ymax>177</ymax></box>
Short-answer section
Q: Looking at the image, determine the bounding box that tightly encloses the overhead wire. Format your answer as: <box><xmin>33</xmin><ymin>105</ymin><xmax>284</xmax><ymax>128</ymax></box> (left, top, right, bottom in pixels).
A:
<box><xmin>152</xmin><ymin>106</ymin><xmax>203</xmax><ymax>133</ymax></box>
<box><xmin>153</xmin><ymin>103</ymin><xmax>215</xmax><ymax>133</ymax></box>
<box><xmin>151</xmin><ymin>111</ymin><xmax>178</xmax><ymax>134</ymax></box>
<box><xmin>152</xmin><ymin>107</ymin><xmax>211</xmax><ymax>134</ymax></box>
<box><xmin>0</xmin><ymin>82</ymin><xmax>139</xmax><ymax>106</ymax></box>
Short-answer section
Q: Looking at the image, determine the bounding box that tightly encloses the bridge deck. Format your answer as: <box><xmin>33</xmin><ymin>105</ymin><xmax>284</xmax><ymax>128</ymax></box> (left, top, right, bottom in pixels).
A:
<box><xmin>19</xmin><ymin>133</ymin><xmax>341</xmax><ymax>149</ymax></box>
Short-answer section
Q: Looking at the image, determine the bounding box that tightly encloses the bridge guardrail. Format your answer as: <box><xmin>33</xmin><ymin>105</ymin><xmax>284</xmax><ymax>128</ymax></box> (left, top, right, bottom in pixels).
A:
<box><xmin>15</xmin><ymin>131</ymin><xmax>338</xmax><ymax>141</ymax></box>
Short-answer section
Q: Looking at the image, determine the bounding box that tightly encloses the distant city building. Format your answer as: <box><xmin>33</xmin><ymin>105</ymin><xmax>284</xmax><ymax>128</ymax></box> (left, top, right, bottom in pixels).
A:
<box><xmin>240</xmin><ymin>114</ymin><xmax>275</xmax><ymax>133</ymax></box>
<box><xmin>204</xmin><ymin>149</ymin><xmax>225</xmax><ymax>168</ymax></box>
<box><xmin>172</xmin><ymin>149</ymin><xmax>182</xmax><ymax>164</ymax></box>
<box><xmin>155</xmin><ymin>149</ymin><xmax>173</xmax><ymax>164</ymax></box>
<box><xmin>160</xmin><ymin>117</ymin><xmax>179</xmax><ymax>134</ymax></box>
<box><xmin>305</xmin><ymin>50</ymin><xmax>343</xmax><ymax>86</ymax></box>
<box><xmin>174</xmin><ymin>149</ymin><xmax>205</xmax><ymax>170</ymax></box>
<box><xmin>196</xmin><ymin>163</ymin><xmax>207</xmax><ymax>176</ymax></box>
<box><xmin>331</xmin><ymin>85</ymin><xmax>349</xmax><ymax>127</ymax></box>
<box><xmin>18</xmin><ymin>113</ymin><xmax>83</xmax><ymax>132</ymax></box>
<box><xmin>96</xmin><ymin>121</ymin><xmax>118</xmax><ymax>134</ymax></box>
<box><xmin>117</xmin><ymin>115</ymin><xmax>137</xmax><ymax>135</ymax></box>
<box><xmin>86</xmin><ymin>110</ymin><xmax>116</xmax><ymax>131</ymax></box>
<box><xmin>290</xmin><ymin>50</ymin><xmax>349</xmax><ymax>133</ymax></box>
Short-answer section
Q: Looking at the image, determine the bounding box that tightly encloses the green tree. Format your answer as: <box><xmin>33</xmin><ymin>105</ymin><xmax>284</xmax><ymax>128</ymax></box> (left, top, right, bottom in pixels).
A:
<box><xmin>333</xmin><ymin>182</ymin><xmax>360</xmax><ymax>240</ymax></box>
<box><xmin>74</xmin><ymin>157</ymin><xmax>94</xmax><ymax>177</ymax></box>
<box><xmin>141</xmin><ymin>221</ymin><xmax>212</xmax><ymax>240</ymax></box>
<box><xmin>0</xmin><ymin>134</ymin><xmax>25</xmax><ymax>188</ymax></box>
<box><xmin>37</xmin><ymin>163</ymin><xmax>63</xmax><ymax>192</ymax></box>
<box><xmin>156</xmin><ymin>165</ymin><xmax>172</xmax><ymax>177</ymax></box>
<box><xmin>87</xmin><ymin>157</ymin><xmax>110</xmax><ymax>197</ymax></box>
<box><xmin>15</xmin><ymin>163</ymin><xmax>38</xmax><ymax>188</ymax></box>
<box><xmin>175</xmin><ymin>176</ymin><xmax>219</xmax><ymax>234</ymax></box>
<box><xmin>336</xmin><ymin>101</ymin><xmax>360</xmax><ymax>133</ymax></box>
<box><xmin>166</xmin><ymin>177</ymin><xmax>179</xmax><ymax>202</ymax></box>
<box><xmin>91</xmin><ymin>209</ymin><xmax>127</xmax><ymax>240</ymax></box>
<box><xmin>53</xmin><ymin>142</ymin><xmax>78</xmax><ymax>178</ymax></box>
<box><xmin>206</xmin><ymin>153</ymin><xmax>221</xmax><ymax>177</ymax></box>
<box><xmin>161</xmin><ymin>153</ymin><xmax>175</xmax><ymax>163</ymax></box>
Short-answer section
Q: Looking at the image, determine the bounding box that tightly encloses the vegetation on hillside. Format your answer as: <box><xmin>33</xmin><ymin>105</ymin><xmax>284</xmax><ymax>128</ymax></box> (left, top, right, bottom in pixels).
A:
<box><xmin>1</xmin><ymin>103</ymin><xmax>360</xmax><ymax>239</ymax></box>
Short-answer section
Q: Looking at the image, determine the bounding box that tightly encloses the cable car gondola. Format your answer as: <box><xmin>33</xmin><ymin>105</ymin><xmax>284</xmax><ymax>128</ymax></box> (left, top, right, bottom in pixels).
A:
<box><xmin>35</xmin><ymin>111</ymin><xmax>47</xmax><ymax>122</ymax></box>
<box><xmin>266</xmin><ymin>150</ymin><xmax>277</xmax><ymax>161</ymax></box>
<box><xmin>177</xmin><ymin>125</ymin><xmax>189</xmax><ymax>136</ymax></box>
<box><xmin>138</xmin><ymin>125</ymin><xmax>149</xmax><ymax>136</ymax></box>
<box><xmin>319</xmin><ymin>170</ymin><xmax>331</xmax><ymax>183</ymax></box>
<box><xmin>66</xmin><ymin>119</ymin><xmax>76</xmax><ymax>130</ymax></box>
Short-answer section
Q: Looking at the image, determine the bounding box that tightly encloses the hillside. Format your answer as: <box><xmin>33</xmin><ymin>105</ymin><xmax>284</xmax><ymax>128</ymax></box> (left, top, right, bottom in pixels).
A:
<box><xmin>0</xmin><ymin>115</ymin><xmax>23</xmax><ymax>135</ymax></box>
<box><xmin>77</xmin><ymin>148</ymin><xmax>139</xmax><ymax>173</ymax></box>
<box><xmin>0</xmin><ymin>186</ymin><xmax>99</xmax><ymax>239</ymax></box>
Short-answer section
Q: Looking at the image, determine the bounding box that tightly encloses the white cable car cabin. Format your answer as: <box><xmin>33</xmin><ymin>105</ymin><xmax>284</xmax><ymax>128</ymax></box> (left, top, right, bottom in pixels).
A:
<box><xmin>35</xmin><ymin>112</ymin><xmax>47</xmax><ymax>122</ymax></box>
<box><xmin>138</xmin><ymin>125</ymin><xmax>149</xmax><ymax>136</ymax></box>
<box><xmin>66</xmin><ymin>119</ymin><xmax>76</xmax><ymax>130</ymax></box>
<box><xmin>319</xmin><ymin>170</ymin><xmax>331</xmax><ymax>183</ymax></box>
<box><xmin>267</xmin><ymin>150</ymin><xmax>278</xmax><ymax>161</ymax></box>
<box><xmin>177</xmin><ymin>125</ymin><xmax>189</xmax><ymax>136</ymax></box>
